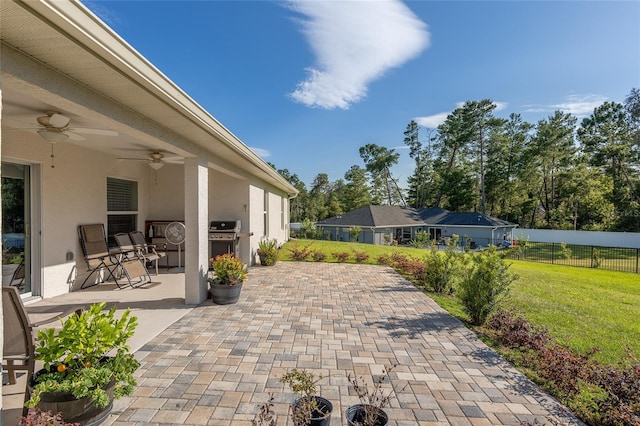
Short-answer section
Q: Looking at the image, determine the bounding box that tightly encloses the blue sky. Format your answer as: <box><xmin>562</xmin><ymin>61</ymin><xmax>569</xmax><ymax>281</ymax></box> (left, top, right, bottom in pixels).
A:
<box><xmin>84</xmin><ymin>0</ymin><xmax>639</xmax><ymax>188</ymax></box>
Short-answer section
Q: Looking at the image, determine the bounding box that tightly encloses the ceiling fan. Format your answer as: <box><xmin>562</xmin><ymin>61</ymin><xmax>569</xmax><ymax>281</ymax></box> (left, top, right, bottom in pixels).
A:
<box><xmin>35</xmin><ymin>111</ymin><xmax>119</xmax><ymax>142</ymax></box>
<box><xmin>119</xmin><ymin>151</ymin><xmax>183</xmax><ymax>170</ymax></box>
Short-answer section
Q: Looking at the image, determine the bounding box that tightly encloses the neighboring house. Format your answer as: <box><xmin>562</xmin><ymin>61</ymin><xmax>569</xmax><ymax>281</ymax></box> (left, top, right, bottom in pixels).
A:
<box><xmin>316</xmin><ymin>205</ymin><xmax>518</xmax><ymax>248</ymax></box>
<box><xmin>0</xmin><ymin>1</ymin><xmax>298</xmax><ymax>305</ymax></box>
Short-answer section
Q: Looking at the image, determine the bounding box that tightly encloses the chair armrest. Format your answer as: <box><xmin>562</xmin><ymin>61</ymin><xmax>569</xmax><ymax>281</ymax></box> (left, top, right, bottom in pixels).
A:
<box><xmin>29</xmin><ymin>308</ymin><xmax>82</xmax><ymax>328</ymax></box>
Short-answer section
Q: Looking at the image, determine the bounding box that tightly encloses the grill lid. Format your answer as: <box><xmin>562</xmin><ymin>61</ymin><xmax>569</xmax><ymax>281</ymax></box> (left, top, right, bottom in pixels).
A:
<box><xmin>209</xmin><ymin>220</ymin><xmax>241</xmax><ymax>233</ymax></box>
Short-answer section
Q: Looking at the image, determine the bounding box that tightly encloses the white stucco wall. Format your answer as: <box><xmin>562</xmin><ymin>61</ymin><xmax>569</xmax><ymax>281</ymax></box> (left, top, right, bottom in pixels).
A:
<box><xmin>3</xmin><ymin>132</ymin><xmax>152</xmax><ymax>297</ymax></box>
<box><xmin>246</xmin><ymin>183</ymin><xmax>289</xmax><ymax>265</ymax></box>
<box><xmin>2</xmin><ymin>129</ymin><xmax>293</xmax><ymax>295</ymax></box>
<box><xmin>146</xmin><ymin>164</ymin><xmax>185</xmax><ymax>221</ymax></box>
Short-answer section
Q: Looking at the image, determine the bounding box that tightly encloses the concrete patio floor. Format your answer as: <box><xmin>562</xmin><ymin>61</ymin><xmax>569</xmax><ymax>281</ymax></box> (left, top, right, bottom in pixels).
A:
<box><xmin>3</xmin><ymin>262</ymin><xmax>582</xmax><ymax>425</ymax></box>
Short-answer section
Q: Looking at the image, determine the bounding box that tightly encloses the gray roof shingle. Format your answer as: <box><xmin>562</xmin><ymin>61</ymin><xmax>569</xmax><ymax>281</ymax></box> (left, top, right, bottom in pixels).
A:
<box><xmin>317</xmin><ymin>205</ymin><xmax>516</xmax><ymax>228</ymax></box>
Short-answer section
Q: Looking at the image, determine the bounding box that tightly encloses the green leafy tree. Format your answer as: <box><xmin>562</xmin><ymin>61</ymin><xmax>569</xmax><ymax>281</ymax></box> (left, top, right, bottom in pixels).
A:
<box><xmin>484</xmin><ymin>114</ymin><xmax>532</xmax><ymax>221</ymax></box>
<box><xmin>359</xmin><ymin>143</ymin><xmax>406</xmax><ymax>206</ymax></box>
<box><xmin>459</xmin><ymin>100</ymin><xmax>504</xmax><ymax>214</ymax></box>
<box><xmin>530</xmin><ymin>111</ymin><xmax>578</xmax><ymax>228</ymax></box>
<box><xmin>404</xmin><ymin>120</ymin><xmax>435</xmax><ymax>208</ymax></box>
<box><xmin>342</xmin><ymin>165</ymin><xmax>372</xmax><ymax>212</ymax></box>
<box><xmin>276</xmin><ymin>167</ymin><xmax>308</xmax><ymax>223</ymax></box>
<box><xmin>433</xmin><ymin>107</ymin><xmax>469</xmax><ymax>208</ymax></box>
<box><xmin>578</xmin><ymin>101</ymin><xmax>640</xmax><ymax>231</ymax></box>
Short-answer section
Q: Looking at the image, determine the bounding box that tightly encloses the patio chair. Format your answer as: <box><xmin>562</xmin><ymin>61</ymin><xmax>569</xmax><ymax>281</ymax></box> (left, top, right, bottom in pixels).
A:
<box><xmin>2</xmin><ymin>286</ymin><xmax>82</xmax><ymax>415</ymax></box>
<box><xmin>78</xmin><ymin>224</ymin><xmax>148</xmax><ymax>289</ymax></box>
<box><xmin>10</xmin><ymin>260</ymin><xmax>26</xmax><ymax>289</ymax></box>
<box><xmin>110</xmin><ymin>232</ymin><xmax>153</xmax><ymax>286</ymax></box>
<box><xmin>129</xmin><ymin>231</ymin><xmax>166</xmax><ymax>275</ymax></box>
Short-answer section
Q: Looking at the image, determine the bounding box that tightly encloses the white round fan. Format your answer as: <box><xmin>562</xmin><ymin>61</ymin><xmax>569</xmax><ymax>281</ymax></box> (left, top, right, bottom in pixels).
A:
<box><xmin>165</xmin><ymin>222</ymin><xmax>186</xmax><ymax>270</ymax></box>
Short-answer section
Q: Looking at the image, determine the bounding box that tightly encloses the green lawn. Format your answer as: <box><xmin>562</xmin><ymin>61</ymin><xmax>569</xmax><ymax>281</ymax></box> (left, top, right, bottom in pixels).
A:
<box><xmin>505</xmin><ymin>261</ymin><xmax>640</xmax><ymax>365</ymax></box>
<box><xmin>280</xmin><ymin>239</ymin><xmax>640</xmax><ymax>366</ymax></box>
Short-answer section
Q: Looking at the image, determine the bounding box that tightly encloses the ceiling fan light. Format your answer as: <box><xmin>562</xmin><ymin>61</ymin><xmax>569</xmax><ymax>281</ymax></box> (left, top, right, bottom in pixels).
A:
<box><xmin>49</xmin><ymin>113</ymin><xmax>71</xmax><ymax>128</ymax></box>
<box><xmin>148</xmin><ymin>161</ymin><xmax>164</xmax><ymax>170</ymax></box>
<box><xmin>38</xmin><ymin>129</ymin><xmax>68</xmax><ymax>143</ymax></box>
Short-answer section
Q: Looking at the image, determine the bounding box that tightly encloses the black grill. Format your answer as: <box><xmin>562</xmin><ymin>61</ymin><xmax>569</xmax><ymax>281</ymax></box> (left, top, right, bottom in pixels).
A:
<box><xmin>209</xmin><ymin>220</ymin><xmax>241</xmax><ymax>258</ymax></box>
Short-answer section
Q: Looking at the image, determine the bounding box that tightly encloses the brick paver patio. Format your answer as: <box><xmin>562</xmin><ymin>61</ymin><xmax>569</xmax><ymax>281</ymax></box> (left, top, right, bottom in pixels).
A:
<box><xmin>110</xmin><ymin>262</ymin><xmax>581</xmax><ymax>425</ymax></box>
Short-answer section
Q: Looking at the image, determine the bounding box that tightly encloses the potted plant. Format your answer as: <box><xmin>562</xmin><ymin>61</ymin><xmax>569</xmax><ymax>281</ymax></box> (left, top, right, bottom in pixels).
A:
<box><xmin>26</xmin><ymin>303</ymin><xmax>140</xmax><ymax>426</ymax></box>
<box><xmin>345</xmin><ymin>365</ymin><xmax>398</xmax><ymax>426</ymax></box>
<box><xmin>257</xmin><ymin>238</ymin><xmax>279</xmax><ymax>266</ymax></box>
<box><xmin>208</xmin><ymin>253</ymin><xmax>248</xmax><ymax>305</ymax></box>
<box><xmin>280</xmin><ymin>368</ymin><xmax>333</xmax><ymax>426</ymax></box>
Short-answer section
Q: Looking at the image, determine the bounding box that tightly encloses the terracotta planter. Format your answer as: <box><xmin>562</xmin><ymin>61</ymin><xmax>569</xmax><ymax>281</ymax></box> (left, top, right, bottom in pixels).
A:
<box><xmin>345</xmin><ymin>404</ymin><xmax>388</xmax><ymax>426</ymax></box>
<box><xmin>32</xmin><ymin>377</ymin><xmax>115</xmax><ymax>426</ymax></box>
<box><xmin>210</xmin><ymin>282</ymin><xmax>243</xmax><ymax>304</ymax></box>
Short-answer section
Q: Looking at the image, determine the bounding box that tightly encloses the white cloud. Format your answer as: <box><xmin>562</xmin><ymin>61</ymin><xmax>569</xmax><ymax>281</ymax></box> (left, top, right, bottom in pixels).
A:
<box><xmin>415</xmin><ymin>112</ymin><xmax>449</xmax><ymax>129</ymax></box>
<box><xmin>250</xmin><ymin>147</ymin><xmax>271</xmax><ymax>158</ymax></box>
<box><xmin>494</xmin><ymin>101</ymin><xmax>508</xmax><ymax>111</ymax></box>
<box><xmin>285</xmin><ymin>0</ymin><xmax>429</xmax><ymax>110</ymax></box>
<box><xmin>523</xmin><ymin>94</ymin><xmax>608</xmax><ymax>117</ymax></box>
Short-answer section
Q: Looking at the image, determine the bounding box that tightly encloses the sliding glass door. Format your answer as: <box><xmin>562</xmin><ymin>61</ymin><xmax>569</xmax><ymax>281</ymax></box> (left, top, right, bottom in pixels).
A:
<box><xmin>2</xmin><ymin>162</ymin><xmax>31</xmax><ymax>294</ymax></box>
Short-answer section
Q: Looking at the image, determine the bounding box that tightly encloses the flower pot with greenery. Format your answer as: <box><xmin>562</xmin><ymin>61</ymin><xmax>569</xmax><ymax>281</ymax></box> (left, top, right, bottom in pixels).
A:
<box><xmin>280</xmin><ymin>368</ymin><xmax>332</xmax><ymax>426</ymax></box>
<box><xmin>345</xmin><ymin>365</ymin><xmax>398</xmax><ymax>426</ymax></box>
<box><xmin>26</xmin><ymin>303</ymin><xmax>140</xmax><ymax>426</ymax></box>
<box><xmin>208</xmin><ymin>253</ymin><xmax>247</xmax><ymax>305</ymax></box>
<box><xmin>257</xmin><ymin>238</ymin><xmax>279</xmax><ymax>266</ymax></box>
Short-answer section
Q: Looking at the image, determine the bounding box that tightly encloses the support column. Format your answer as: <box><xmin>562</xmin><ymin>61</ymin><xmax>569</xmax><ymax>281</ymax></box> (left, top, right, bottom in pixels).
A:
<box><xmin>184</xmin><ymin>157</ymin><xmax>209</xmax><ymax>305</ymax></box>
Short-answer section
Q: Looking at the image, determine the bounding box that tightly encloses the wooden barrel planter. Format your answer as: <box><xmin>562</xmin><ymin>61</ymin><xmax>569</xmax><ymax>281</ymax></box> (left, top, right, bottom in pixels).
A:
<box><xmin>33</xmin><ymin>379</ymin><xmax>115</xmax><ymax>426</ymax></box>
<box><xmin>210</xmin><ymin>282</ymin><xmax>243</xmax><ymax>305</ymax></box>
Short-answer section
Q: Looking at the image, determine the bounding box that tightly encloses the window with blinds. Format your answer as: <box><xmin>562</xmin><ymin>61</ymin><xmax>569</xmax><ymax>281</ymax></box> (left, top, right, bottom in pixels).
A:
<box><xmin>107</xmin><ymin>177</ymin><xmax>138</xmax><ymax>246</ymax></box>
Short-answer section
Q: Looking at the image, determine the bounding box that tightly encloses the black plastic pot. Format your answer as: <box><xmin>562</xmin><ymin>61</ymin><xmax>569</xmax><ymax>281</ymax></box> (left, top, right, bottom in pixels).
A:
<box><xmin>345</xmin><ymin>404</ymin><xmax>388</xmax><ymax>426</ymax></box>
<box><xmin>259</xmin><ymin>254</ymin><xmax>277</xmax><ymax>266</ymax></box>
<box><xmin>293</xmin><ymin>396</ymin><xmax>333</xmax><ymax>426</ymax></box>
<box><xmin>210</xmin><ymin>282</ymin><xmax>243</xmax><ymax>304</ymax></box>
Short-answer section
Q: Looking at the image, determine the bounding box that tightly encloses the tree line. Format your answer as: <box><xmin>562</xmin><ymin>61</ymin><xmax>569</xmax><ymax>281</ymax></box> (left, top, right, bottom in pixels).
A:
<box><xmin>272</xmin><ymin>88</ymin><xmax>640</xmax><ymax>232</ymax></box>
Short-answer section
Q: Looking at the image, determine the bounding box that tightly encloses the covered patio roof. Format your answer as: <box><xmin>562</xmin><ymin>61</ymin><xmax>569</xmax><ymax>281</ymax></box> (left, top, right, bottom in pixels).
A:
<box><xmin>1</xmin><ymin>0</ymin><xmax>296</xmax><ymax>195</ymax></box>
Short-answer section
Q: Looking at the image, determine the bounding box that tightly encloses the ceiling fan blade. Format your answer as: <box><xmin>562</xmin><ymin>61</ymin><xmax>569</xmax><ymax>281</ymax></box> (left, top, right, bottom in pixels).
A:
<box><xmin>162</xmin><ymin>155</ymin><xmax>183</xmax><ymax>162</ymax></box>
<box><xmin>72</xmin><ymin>128</ymin><xmax>119</xmax><ymax>136</ymax></box>
<box><xmin>67</xmin><ymin>132</ymin><xmax>86</xmax><ymax>141</ymax></box>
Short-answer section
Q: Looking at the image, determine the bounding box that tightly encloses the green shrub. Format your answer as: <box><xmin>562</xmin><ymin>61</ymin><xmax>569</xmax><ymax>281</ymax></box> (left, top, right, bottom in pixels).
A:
<box><xmin>409</xmin><ymin>230</ymin><xmax>429</xmax><ymax>248</ymax></box>
<box><xmin>422</xmin><ymin>243</ymin><xmax>461</xmax><ymax>294</ymax></box>
<box><xmin>457</xmin><ymin>247</ymin><xmax>516</xmax><ymax>325</ymax></box>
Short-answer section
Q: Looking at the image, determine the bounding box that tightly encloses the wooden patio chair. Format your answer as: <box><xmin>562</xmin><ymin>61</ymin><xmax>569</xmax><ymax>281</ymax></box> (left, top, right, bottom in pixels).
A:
<box><xmin>2</xmin><ymin>286</ymin><xmax>82</xmax><ymax>415</ymax></box>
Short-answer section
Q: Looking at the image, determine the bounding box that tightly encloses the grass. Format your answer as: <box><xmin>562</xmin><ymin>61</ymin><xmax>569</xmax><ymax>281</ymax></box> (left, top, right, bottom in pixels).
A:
<box><xmin>280</xmin><ymin>239</ymin><xmax>423</xmax><ymax>263</ymax></box>
<box><xmin>280</xmin><ymin>239</ymin><xmax>640</xmax><ymax>366</ymax></box>
<box><xmin>507</xmin><ymin>242</ymin><xmax>640</xmax><ymax>273</ymax></box>
<box><xmin>505</xmin><ymin>261</ymin><xmax>640</xmax><ymax>365</ymax></box>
